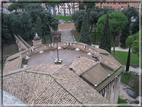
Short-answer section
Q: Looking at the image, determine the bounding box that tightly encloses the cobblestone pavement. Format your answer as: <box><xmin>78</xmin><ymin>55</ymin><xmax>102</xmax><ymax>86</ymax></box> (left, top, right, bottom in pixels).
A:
<box><xmin>61</xmin><ymin>30</ymin><xmax>75</xmax><ymax>42</ymax></box>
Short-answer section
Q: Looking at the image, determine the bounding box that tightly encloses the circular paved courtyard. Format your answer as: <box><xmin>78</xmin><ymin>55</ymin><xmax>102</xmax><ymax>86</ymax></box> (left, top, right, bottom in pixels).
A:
<box><xmin>27</xmin><ymin>49</ymin><xmax>95</xmax><ymax>67</ymax></box>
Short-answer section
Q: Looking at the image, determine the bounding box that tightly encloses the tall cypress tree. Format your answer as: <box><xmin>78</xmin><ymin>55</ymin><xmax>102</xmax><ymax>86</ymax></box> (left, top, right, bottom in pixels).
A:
<box><xmin>79</xmin><ymin>12</ymin><xmax>91</xmax><ymax>45</ymax></box>
<box><xmin>35</xmin><ymin>16</ymin><xmax>42</xmax><ymax>37</ymax></box>
<box><xmin>126</xmin><ymin>47</ymin><xmax>131</xmax><ymax>72</ymax></box>
<box><xmin>120</xmin><ymin>14</ymin><xmax>131</xmax><ymax>46</ymax></box>
<box><xmin>99</xmin><ymin>13</ymin><xmax>111</xmax><ymax>53</ymax></box>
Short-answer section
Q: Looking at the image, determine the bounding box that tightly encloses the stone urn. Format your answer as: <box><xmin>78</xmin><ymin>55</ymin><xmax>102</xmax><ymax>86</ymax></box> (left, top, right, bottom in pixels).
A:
<box><xmin>32</xmin><ymin>33</ymin><xmax>42</xmax><ymax>47</ymax></box>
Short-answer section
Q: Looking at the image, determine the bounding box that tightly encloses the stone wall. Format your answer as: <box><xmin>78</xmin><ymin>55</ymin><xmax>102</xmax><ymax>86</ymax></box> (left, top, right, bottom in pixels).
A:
<box><xmin>98</xmin><ymin>72</ymin><xmax>123</xmax><ymax>104</ymax></box>
<box><xmin>14</xmin><ymin>35</ymin><xmax>29</xmax><ymax>51</ymax></box>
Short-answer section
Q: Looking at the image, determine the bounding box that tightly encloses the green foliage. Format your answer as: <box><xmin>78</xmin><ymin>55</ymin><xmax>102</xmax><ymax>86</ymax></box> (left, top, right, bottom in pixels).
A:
<box><xmin>120</xmin><ymin>23</ymin><xmax>130</xmax><ymax>46</ymax></box>
<box><xmin>79</xmin><ymin>3</ymin><xmax>85</xmax><ymax>10</ymax></box>
<box><xmin>97</xmin><ymin>12</ymin><xmax>128</xmax><ymax>55</ymax></box>
<box><xmin>120</xmin><ymin>7</ymin><xmax>138</xmax><ymax>46</ymax></box>
<box><xmin>79</xmin><ymin>12</ymin><xmax>91</xmax><ymax>45</ymax></box>
<box><xmin>25</xmin><ymin>3</ymin><xmax>44</xmax><ymax>12</ymax></box>
<box><xmin>18</xmin><ymin>12</ymin><xmax>33</xmax><ymax>40</ymax></box>
<box><xmin>131</xmin><ymin>15</ymin><xmax>142</xmax><ymax>35</ymax></box>
<box><xmin>2</xmin><ymin>13</ymin><xmax>12</xmax><ymax>44</ymax></box>
<box><xmin>3</xmin><ymin>3</ymin><xmax>59</xmax><ymax>43</ymax></box>
<box><xmin>35</xmin><ymin>17</ymin><xmax>42</xmax><ymax>37</ymax></box>
<box><xmin>72</xmin><ymin>6</ymin><xmax>114</xmax><ymax>33</ymax></box>
<box><xmin>99</xmin><ymin>13</ymin><xmax>111</xmax><ymax>53</ymax></box>
<box><xmin>118</xmin><ymin>97</ymin><xmax>127</xmax><ymax>104</ymax></box>
<box><xmin>97</xmin><ymin>13</ymin><xmax>128</xmax><ymax>35</ymax></box>
<box><xmin>72</xmin><ymin>10</ymin><xmax>86</xmax><ymax>32</ymax></box>
<box><xmin>51</xmin><ymin>17</ymin><xmax>59</xmax><ymax>31</ymax></box>
<box><xmin>126</xmin><ymin>31</ymin><xmax>141</xmax><ymax>55</ymax></box>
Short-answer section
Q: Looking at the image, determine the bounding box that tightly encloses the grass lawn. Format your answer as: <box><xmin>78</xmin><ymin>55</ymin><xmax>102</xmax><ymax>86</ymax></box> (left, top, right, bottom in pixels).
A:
<box><xmin>56</xmin><ymin>15</ymin><xmax>73</xmax><ymax>21</ymax></box>
<box><xmin>112</xmin><ymin>51</ymin><xmax>140</xmax><ymax>67</ymax></box>
<box><xmin>118</xmin><ymin>97</ymin><xmax>127</xmax><ymax>104</ymax></box>
<box><xmin>118</xmin><ymin>97</ymin><xmax>133</xmax><ymax>107</ymax></box>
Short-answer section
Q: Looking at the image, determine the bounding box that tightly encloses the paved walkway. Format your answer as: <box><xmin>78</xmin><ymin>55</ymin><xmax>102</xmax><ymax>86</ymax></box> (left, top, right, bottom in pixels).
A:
<box><xmin>94</xmin><ymin>45</ymin><xmax>129</xmax><ymax>52</ymax></box>
<box><xmin>0</xmin><ymin>90</ymin><xmax>27</xmax><ymax>106</ymax></box>
<box><xmin>61</xmin><ymin>30</ymin><xmax>75</xmax><ymax>42</ymax></box>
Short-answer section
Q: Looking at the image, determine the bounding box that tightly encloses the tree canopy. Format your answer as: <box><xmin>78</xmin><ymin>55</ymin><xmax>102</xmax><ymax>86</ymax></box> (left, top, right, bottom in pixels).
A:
<box><xmin>126</xmin><ymin>31</ymin><xmax>141</xmax><ymax>55</ymax></box>
<box><xmin>97</xmin><ymin>12</ymin><xmax>128</xmax><ymax>55</ymax></box>
<box><xmin>3</xmin><ymin>3</ymin><xmax>59</xmax><ymax>43</ymax></box>
<box><xmin>79</xmin><ymin>12</ymin><xmax>91</xmax><ymax>45</ymax></box>
<box><xmin>120</xmin><ymin>7</ymin><xmax>138</xmax><ymax>46</ymax></box>
<box><xmin>72</xmin><ymin>6</ymin><xmax>114</xmax><ymax>33</ymax></box>
<box><xmin>99</xmin><ymin>13</ymin><xmax>111</xmax><ymax>53</ymax></box>
<box><xmin>97</xmin><ymin>13</ymin><xmax>128</xmax><ymax>35</ymax></box>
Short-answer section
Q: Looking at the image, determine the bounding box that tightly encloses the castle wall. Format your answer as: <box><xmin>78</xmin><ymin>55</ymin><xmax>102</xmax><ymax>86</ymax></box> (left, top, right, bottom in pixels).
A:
<box><xmin>98</xmin><ymin>73</ymin><xmax>122</xmax><ymax>104</ymax></box>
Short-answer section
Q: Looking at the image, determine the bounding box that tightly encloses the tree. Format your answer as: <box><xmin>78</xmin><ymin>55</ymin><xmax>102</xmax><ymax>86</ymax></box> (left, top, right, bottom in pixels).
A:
<box><xmin>131</xmin><ymin>14</ymin><xmax>142</xmax><ymax>35</ymax></box>
<box><xmin>126</xmin><ymin>31</ymin><xmax>141</xmax><ymax>55</ymax></box>
<box><xmin>72</xmin><ymin>6</ymin><xmax>114</xmax><ymax>33</ymax></box>
<box><xmin>72</xmin><ymin>10</ymin><xmax>86</xmax><ymax>32</ymax></box>
<box><xmin>19</xmin><ymin>11</ymin><xmax>32</xmax><ymax>40</ymax></box>
<box><xmin>87</xmin><ymin>8</ymin><xmax>91</xmax><ymax>30</ymax></box>
<box><xmin>120</xmin><ymin>7</ymin><xmax>138</xmax><ymax>46</ymax></box>
<box><xmin>99</xmin><ymin>14</ymin><xmax>111</xmax><ymax>53</ymax></box>
<box><xmin>8</xmin><ymin>3</ymin><xmax>29</xmax><ymax>12</ymax></box>
<box><xmin>126</xmin><ymin>47</ymin><xmax>131</xmax><ymax>72</ymax></box>
<box><xmin>79</xmin><ymin>12</ymin><xmax>91</xmax><ymax>45</ymax></box>
<box><xmin>35</xmin><ymin>16</ymin><xmax>42</xmax><ymax>37</ymax></box>
<box><xmin>2</xmin><ymin>13</ymin><xmax>12</xmax><ymax>44</ymax></box>
<box><xmin>97</xmin><ymin>13</ymin><xmax>128</xmax><ymax>56</ymax></box>
<box><xmin>68</xmin><ymin>3</ymin><xmax>71</xmax><ymax>15</ymax></box>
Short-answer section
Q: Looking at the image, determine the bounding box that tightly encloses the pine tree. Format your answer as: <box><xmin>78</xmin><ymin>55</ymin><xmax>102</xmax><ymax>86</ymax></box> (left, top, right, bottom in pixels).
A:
<box><xmin>35</xmin><ymin>16</ymin><xmax>42</xmax><ymax>37</ymax></box>
<box><xmin>99</xmin><ymin>13</ymin><xmax>111</xmax><ymax>53</ymax></box>
<box><xmin>120</xmin><ymin>22</ymin><xmax>130</xmax><ymax>46</ymax></box>
<box><xmin>120</xmin><ymin>14</ymin><xmax>131</xmax><ymax>46</ymax></box>
<box><xmin>79</xmin><ymin>12</ymin><xmax>91</xmax><ymax>45</ymax></box>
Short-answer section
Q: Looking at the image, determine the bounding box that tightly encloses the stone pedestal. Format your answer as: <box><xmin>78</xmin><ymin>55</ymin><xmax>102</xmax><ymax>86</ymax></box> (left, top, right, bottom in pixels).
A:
<box><xmin>32</xmin><ymin>39</ymin><xmax>42</xmax><ymax>47</ymax></box>
<box><xmin>54</xmin><ymin>59</ymin><xmax>62</xmax><ymax>64</ymax></box>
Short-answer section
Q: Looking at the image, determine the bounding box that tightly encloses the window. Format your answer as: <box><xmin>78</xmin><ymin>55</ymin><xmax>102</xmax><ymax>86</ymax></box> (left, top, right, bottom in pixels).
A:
<box><xmin>113</xmin><ymin>6</ymin><xmax>115</xmax><ymax>9</ymax></box>
<box><xmin>122</xmin><ymin>3</ymin><xmax>123</xmax><ymax>4</ymax></box>
<box><xmin>110</xmin><ymin>3</ymin><xmax>112</xmax><ymax>4</ymax></box>
<box><xmin>121</xmin><ymin>6</ymin><xmax>123</xmax><ymax>8</ymax></box>
<box><xmin>107</xmin><ymin>2</ymin><xmax>109</xmax><ymax>4</ymax></box>
<box><xmin>125</xmin><ymin>6</ymin><xmax>126</xmax><ymax>9</ymax></box>
<box><xmin>114</xmin><ymin>3</ymin><xmax>115</xmax><ymax>4</ymax></box>
<box><xmin>104</xmin><ymin>3</ymin><xmax>105</xmax><ymax>4</ymax></box>
<box><xmin>119</xmin><ymin>3</ymin><xmax>120</xmax><ymax>4</ymax></box>
<box><xmin>101</xmin><ymin>2</ymin><xmax>102</xmax><ymax>4</ymax></box>
<box><xmin>107</xmin><ymin>6</ymin><xmax>108</xmax><ymax>8</ymax></box>
<box><xmin>103</xmin><ymin>6</ymin><xmax>105</xmax><ymax>8</ymax></box>
<box><xmin>118</xmin><ymin>6</ymin><xmax>120</xmax><ymax>9</ymax></box>
<box><xmin>100</xmin><ymin>6</ymin><xmax>102</xmax><ymax>8</ymax></box>
<box><xmin>110</xmin><ymin>6</ymin><xmax>112</xmax><ymax>8</ymax></box>
<box><xmin>125</xmin><ymin>2</ymin><xmax>127</xmax><ymax>4</ymax></box>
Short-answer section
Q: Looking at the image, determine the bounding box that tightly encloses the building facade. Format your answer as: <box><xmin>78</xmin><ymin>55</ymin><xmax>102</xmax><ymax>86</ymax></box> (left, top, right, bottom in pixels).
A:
<box><xmin>95</xmin><ymin>0</ymin><xmax>140</xmax><ymax>11</ymax></box>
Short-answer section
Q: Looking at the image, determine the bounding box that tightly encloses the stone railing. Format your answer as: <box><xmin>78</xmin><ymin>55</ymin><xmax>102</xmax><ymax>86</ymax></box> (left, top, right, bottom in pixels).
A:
<box><xmin>14</xmin><ymin>34</ymin><xmax>31</xmax><ymax>51</ymax></box>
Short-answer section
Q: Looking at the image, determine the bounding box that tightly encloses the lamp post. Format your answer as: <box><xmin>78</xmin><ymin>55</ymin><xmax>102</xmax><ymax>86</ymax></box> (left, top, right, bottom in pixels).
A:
<box><xmin>54</xmin><ymin>39</ymin><xmax>62</xmax><ymax>64</ymax></box>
